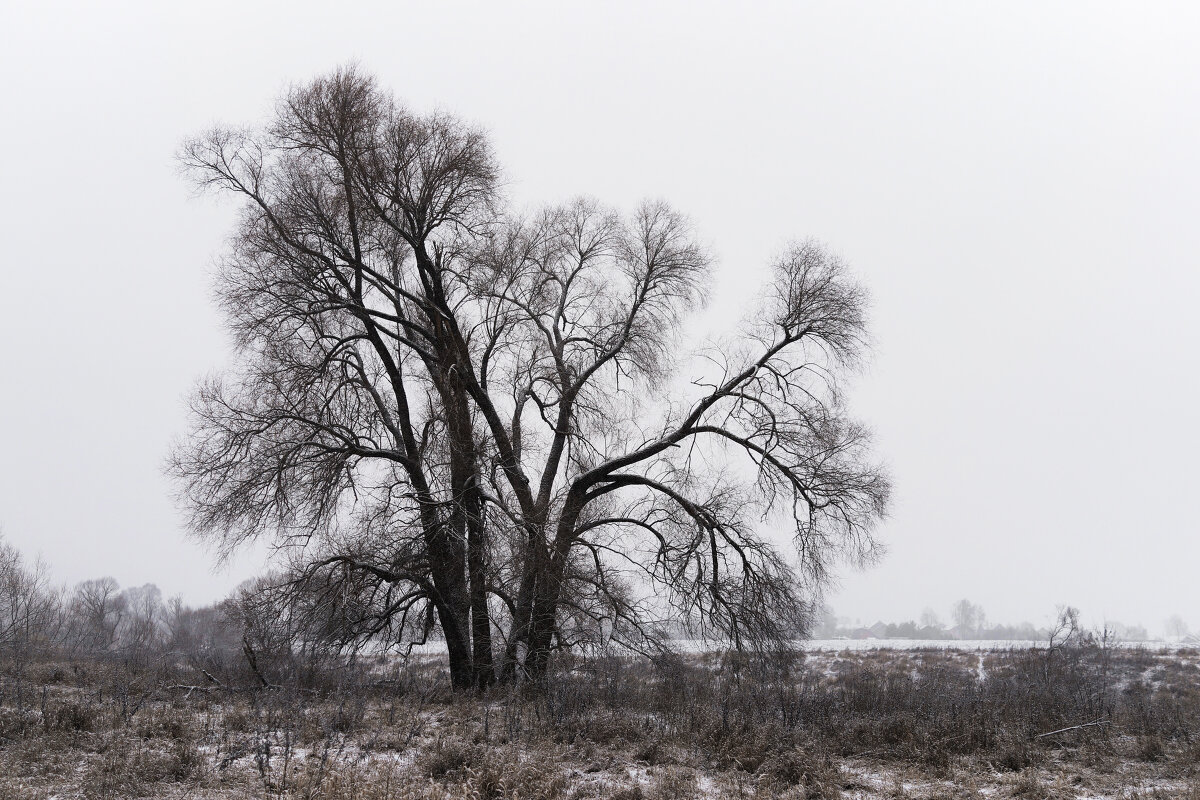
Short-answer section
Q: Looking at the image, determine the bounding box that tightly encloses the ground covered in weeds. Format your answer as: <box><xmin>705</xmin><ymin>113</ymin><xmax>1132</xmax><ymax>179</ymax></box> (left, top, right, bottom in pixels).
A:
<box><xmin>0</xmin><ymin>645</ymin><xmax>1197</xmax><ymax>799</ymax></box>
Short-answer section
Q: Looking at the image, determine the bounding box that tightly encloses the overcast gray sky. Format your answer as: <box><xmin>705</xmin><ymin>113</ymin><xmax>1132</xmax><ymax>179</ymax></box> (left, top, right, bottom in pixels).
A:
<box><xmin>2</xmin><ymin>1</ymin><xmax>1197</xmax><ymax>635</ymax></box>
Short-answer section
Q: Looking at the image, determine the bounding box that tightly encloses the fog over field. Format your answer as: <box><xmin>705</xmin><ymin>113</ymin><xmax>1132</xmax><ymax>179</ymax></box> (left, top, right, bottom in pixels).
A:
<box><xmin>1</xmin><ymin>2</ymin><xmax>1197</xmax><ymax>634</ymax></box>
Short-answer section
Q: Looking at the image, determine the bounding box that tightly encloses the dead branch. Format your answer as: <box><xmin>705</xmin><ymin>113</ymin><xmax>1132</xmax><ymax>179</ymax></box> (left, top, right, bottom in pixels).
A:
<box><xmin>1036</xmin><ymin>718</ymin><xmax>1111</xmax><ymax>738</ymax></box>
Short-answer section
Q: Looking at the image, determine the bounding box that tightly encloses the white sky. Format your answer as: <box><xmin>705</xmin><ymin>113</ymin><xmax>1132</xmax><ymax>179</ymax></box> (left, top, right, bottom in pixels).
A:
<box><xmin>1</xmin><ymin>1</ymin><xmax>1197</xmax><ymax>635</ymax></box>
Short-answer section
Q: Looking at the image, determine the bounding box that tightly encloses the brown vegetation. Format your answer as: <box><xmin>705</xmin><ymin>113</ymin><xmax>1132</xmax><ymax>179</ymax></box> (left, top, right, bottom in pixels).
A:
<box><xmin>1</xmin><ymin>640</ymin><xmax>1196</xmax><ymax>799</ymax></box>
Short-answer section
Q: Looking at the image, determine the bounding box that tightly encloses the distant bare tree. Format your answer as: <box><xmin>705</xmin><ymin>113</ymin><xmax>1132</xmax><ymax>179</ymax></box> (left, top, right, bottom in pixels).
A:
<box><xmin>165</xmin><ymin>596</ymin><xmax>244</xmax><ymax>682</ymax></box>
<box><xmin>952</xmin><ymin>599</ymin><xmax>985</xmax><ymax>638</ymax></box>
<box><xmin>813</xmin><ymin>604</ymin><xmax>839</xmax><ymax>638</ymax></box>
<box><xmin>1047</xmin><ymin>605</ymin><xmax>1092</xmax><ymax>650</ymax></box>
<box><xmin>171</xmin><ymin>66</ymin><xmax>890</xmax><ymax>687</ymax></box>
<box><xmin>115</xmin><ymin>584</ymin><xmax>166</xmax><ymax>667</ymax></box>
<box><xmin>1165</xmin><ymin>614</ymin><xmax>1190</xmax><ymax>640</ymax></box>
<box><xmin>68</xmin><ymin>577</ymin><xmax>124</xmax><ymax>654</ymax></box>
<box><xmin>220</xmin><ymin>574</ymin><xmax>351</xmax><ymax>687</ymax></box>
<box><xmin>0</xmin><ymin>537</ymin><xmax>61</xmax><ymax>669</ymax></box>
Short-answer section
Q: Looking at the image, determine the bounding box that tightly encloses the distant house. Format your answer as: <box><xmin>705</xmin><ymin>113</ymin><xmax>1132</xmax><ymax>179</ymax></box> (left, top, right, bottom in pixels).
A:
<box><xmin>850</xmin><ymin>628</ymin><xmax>876</xmax><ymax>640</ymax></box>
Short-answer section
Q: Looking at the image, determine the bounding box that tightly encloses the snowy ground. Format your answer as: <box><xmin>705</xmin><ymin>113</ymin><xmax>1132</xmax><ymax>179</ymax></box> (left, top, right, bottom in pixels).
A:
<box><xmin>401</xmin><ymin>637</ymin><xmax>1194</xmax><ymax>656</ymax></box>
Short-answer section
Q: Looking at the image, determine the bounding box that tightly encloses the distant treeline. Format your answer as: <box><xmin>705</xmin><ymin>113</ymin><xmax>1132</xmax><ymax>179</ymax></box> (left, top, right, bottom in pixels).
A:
<box><xmin>813</xmin><ymin>599</ymin><xmax>1160</xmax><ymax>642</ymax></box>
<box><xmin>0</xmin><ymin>533</ymin><xmax>1187</xmax><ymax>685</ymax></box>
<box><xmin>0</xmin><ymin>535</ymin><xmax>354</xmax><ymax>689</ymax></box>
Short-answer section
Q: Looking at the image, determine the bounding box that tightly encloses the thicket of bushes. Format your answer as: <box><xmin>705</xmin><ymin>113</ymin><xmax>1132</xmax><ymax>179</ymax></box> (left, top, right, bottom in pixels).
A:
<box><xmin>0</xmin><ymin>535</ymin><xmax>362</xmax><ymax>705</ymax></box>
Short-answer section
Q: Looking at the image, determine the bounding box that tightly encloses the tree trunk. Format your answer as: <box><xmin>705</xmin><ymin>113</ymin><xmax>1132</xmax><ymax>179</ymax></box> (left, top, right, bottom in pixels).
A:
<box><xmin>524</xmin><ymin>543</ymin><xmax>572</xmax><ymax>681</ymax></box>
<box><xmin>436</xmin><ymin>352</ymin><xmax>494</xmax><ymax>690</ymax></box>
<box><xmin>433</xmin><ymin>598</ymin><xmax>474</xmax><ymax>690</ymax></box>
<box><xmin>414</xmin><ymin>494</ymin><xmax>473</xmax><ymax>690</ymax></box>
<box><xmin>514</xmin><ymin>498</ymin><xmax>582</xmax><ymax>682</ymax></box>
<box><xmin>525</xmin><ymin>590</ymin><xmax>558</xmax><ymax>680</ymax></box>
<box><xmin>467</xmin><ymin>502</ymin><xmax>493</xmax><ymax>689</ymax></box>
<box><xmin>502</xmin><ymin>532</ymin><xmax>546</xmax><ymax>681</ymax></box>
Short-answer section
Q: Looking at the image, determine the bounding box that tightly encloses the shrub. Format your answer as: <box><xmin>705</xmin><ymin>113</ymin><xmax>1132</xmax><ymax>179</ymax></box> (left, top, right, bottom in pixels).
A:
<box><xmin>45</xmin><ymin>699</ymin><xmax>98</xmax><ymax>733</ymax></box>
<box><xmin>647</xmin><ymin>766</ymin><xmax>698</xmax><ymax>800</ymax></box>
<box><xmin>418</xmin><ymin>736</ymin><xmax>485</xmax><ymax>780</ymax></box>
<box><xmin>757</xmin><ymin>746</ymin><xmax>839</xmax><ymax>798</ymax></box>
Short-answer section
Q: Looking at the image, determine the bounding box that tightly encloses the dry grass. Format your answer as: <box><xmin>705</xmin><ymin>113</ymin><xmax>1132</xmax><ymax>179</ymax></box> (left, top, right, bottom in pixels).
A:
<box><xmin>0</xmin><ymin>645</ymin><xmax>1195</xmax><ymax>799</ymax></box>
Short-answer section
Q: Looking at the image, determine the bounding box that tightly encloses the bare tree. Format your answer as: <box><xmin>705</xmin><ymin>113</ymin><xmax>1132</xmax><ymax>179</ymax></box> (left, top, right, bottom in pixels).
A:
<box><xmin>952</xmin><ymin>599</ymin><xmax>985</xmax><ymax>638</ymax></box>
<box><xmin>0</xmin><ymin>536</ymin><xmax>61</xmax><ymax>670</ymax></box>
<box><xmin>1165</xmin><ymin>614</ymin><xmax>1190</xmax><ymax>641</ymax></box>
<box><xmin>171</xmin><ymin>66</ymin><xmax>890</xmax><ymax>688</ymax></box>
<box><xmin>165</xmin><ymin>596</ymin><xmax>246</xmax><ymax>683</ymax></box>
<box><xmin>67</xmin><ymin>576</ymin><xmax>125</xmax><ymax>654</ymax></box>
<box><xmin>1047</xmin><ymin>605</ymin><xmax>1094</xmax><ymax>651</ymax></box>
<box><xmin>115</xmin><ymin>583</ymin><xmax>166</xmax><ymax>667</ymax></box>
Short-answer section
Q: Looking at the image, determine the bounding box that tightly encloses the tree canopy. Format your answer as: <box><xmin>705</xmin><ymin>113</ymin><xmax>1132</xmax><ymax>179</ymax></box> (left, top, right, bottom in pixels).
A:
<box><xmin>171</xmin><ymin>66</ymin><xmax>890</xmax><ymax>689</ymax></box>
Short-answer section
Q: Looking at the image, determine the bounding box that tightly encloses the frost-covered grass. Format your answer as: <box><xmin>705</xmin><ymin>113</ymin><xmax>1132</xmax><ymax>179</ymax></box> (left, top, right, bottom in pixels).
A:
<box><xmin>0</xmin><ymin>646</ymin><xmax>1197</xmax><ymax>799</ymax></box>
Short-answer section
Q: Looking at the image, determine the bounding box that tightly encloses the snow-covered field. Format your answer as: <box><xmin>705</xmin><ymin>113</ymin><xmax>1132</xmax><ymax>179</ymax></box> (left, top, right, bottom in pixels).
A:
<box><xmin>402</xmin><ymin>637</ymin><xmax>1193</xmax><ymax>656</ymax></box>
<box><xmin>799</xmin><ymin>638</ymin><xmax>1193</xmax><ymax>652</ymax></box>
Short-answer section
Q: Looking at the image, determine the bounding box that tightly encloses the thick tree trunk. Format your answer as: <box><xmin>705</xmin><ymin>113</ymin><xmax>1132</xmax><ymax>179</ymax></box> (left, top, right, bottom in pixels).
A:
<box><xmin>410</xmin><ymin>247</ymin><xmax>499</xmax><ymax>691</ymax></box>
<box><xmin>502</xmin><ymin>532</ymin><xmax>546</xmax><ymax>681</ymax></box>
<box><xmin>524</xmin><ymin>495</ymin><xmax>588</xmax><ymax>680</ymax></box>
<box><xmin>509</xmin><ymin>497</ymin><xmax>582</xmax><ymax>682</ymax></box>
<box><xmin>431</xmin><ymin>344</ymin><xmax>495</xmax><ymax>691</ymax></box>
<box><xmin>413</xmin><ymin>485</ymin><xmax>474</xmax><ymax>690</ymax></box>
<box><xmin>452</xmin><ymin>398</ymin><xmax>494</xmax><ymax>689</ymax></box>
<box><xmin>417</xmin><ymin>448</ymin><xmax>473</xmax><ymax>690</ymax></box>
<box><xmin>467</xmin><ymin>502</ymin><xmax>493</xmax><ymax>689</ymax></box>
<box><xmin>525</xmin><ymin>589</ymin><xmax>559</xmax><ymax>680</ymax></box>
<box><xmin>433</xmin><ymin>598</ymin><xmax>474</xmax><ymax>690</ymax></box>
<box><xmin>523</xmin><ymin>546</ymin><xmax>573</xmax><ymax>680</ymax></box>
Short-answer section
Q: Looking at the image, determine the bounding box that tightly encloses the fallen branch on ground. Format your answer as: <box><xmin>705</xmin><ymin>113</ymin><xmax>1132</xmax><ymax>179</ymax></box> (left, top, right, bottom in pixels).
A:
<box><xmin>1036</xmin><ymin>719</ymin><xmax>1111</xmax><ymax>738</ymax></box>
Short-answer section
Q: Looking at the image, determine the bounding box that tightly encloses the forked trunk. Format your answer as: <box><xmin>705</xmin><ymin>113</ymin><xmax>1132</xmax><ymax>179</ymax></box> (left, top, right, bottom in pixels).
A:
<box><xmin>441</xmin><ymin>365</ymin><xmax>495</xmax><ymax>690</ymax></box>
<box><xmin>508</xmin><ymin>504</ymin><xmax>580</xmax><ymax>682</ymax></box>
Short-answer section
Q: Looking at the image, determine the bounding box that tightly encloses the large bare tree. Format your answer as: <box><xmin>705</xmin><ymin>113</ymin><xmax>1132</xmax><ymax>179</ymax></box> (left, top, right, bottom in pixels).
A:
<box><xmin>171</xmin><ymin>66</ymin><xmax>890</xmax><ymax>689</ymax></box>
